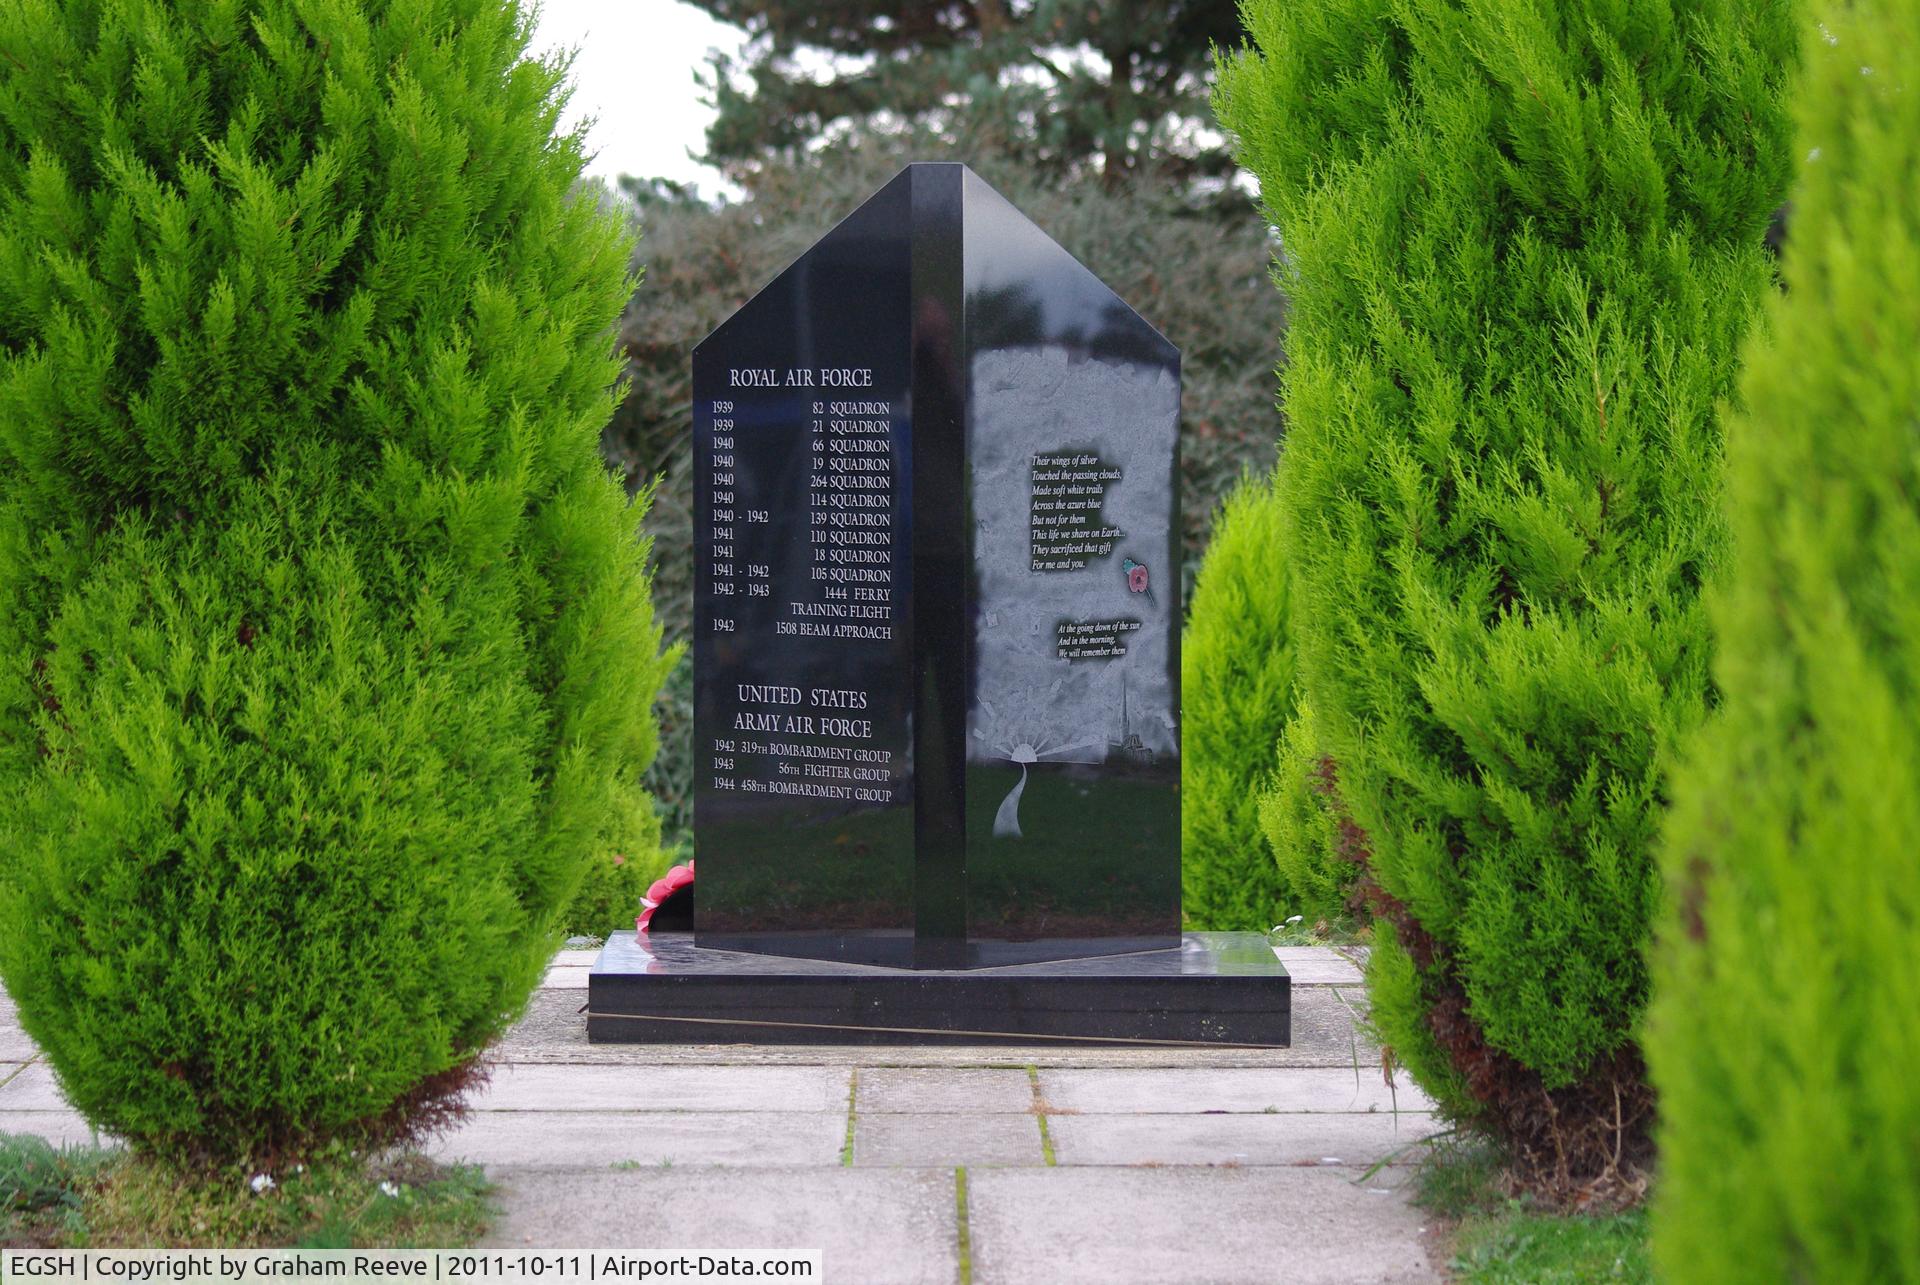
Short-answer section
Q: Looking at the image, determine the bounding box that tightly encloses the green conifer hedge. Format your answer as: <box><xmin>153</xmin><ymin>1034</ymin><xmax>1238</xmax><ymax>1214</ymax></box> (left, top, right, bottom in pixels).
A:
<box><xmin>0</xmin><ymin>0</ymin><xmax>672</xmax><ymax>1165</ymax></box>
<box><xmin>1255</xmin><ymin>702</ymin><xmax>1350</xmax><ymax>920</ymax></box>
<box><xmin>1215</xmin><ymin>0</ymin><xmax>1795</xmax><ymax>1191</ymax></box>
<box><xmin>1181</xmin><ymin>476</ymin><xmax>1304</xmax><ymax>929</ymax></box>
<box><xmin>1650</xmin><ymin>4</ymin><xmax>1920</xmax><ymax>1275</ymax></box>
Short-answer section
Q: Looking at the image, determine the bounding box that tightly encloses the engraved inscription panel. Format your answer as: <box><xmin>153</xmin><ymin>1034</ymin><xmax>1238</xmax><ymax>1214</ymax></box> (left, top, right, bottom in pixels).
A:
<box><xmin>691</xmin><ymin>174</ymin><xmax>915</xmax><ymax>959</ymax></box>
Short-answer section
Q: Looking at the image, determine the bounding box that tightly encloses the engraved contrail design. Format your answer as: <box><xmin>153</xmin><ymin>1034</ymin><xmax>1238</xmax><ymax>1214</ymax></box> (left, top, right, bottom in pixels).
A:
<box><xmin>993</xmin><ymin>763</ymin><xmax>1028</xmax><ymax>838</ymax></box>
<box><xmin>979</xmin><ymin>732</ymin><xmax>1108</xmax><ymax>840</ymax></box>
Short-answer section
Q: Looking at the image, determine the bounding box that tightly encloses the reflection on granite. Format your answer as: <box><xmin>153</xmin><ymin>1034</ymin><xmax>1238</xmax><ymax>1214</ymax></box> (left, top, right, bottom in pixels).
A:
<box><xmin>588</xmin><ymin>932</ymin><xmax>1290</xmax><ymax>1047</ymax></box>
<box><xmin>599</xmin><ymin>932</ymin><xmax>1283</xmax><ymax>978</ymax></box>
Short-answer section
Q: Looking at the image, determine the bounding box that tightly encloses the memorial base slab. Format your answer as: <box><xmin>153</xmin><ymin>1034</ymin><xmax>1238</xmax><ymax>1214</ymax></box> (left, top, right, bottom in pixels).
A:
<box><xmin>585</xmin><ymin>931</ymin><xmax>1291</xmax><ymax>1047</ymax></box>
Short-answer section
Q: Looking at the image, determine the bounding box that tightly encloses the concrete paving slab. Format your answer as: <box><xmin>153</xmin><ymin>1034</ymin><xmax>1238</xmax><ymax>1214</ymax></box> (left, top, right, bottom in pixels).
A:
<box><xmin>856</xmin><ymin>1067</ymin><xmax>1034</xmax><ymax>1114</ymax></box>
<box><xmin>540</xmin><ymin>968</ymin><xmax>589</xmax><ymax>991</ymax></box>
<box><xmin>476</xmin><ymin>1063</ymin><xmax>849</xmax><ymax>1114</ymax></box>
<box><xmin>1047</xmin><ymin>1110</ymin><xmax>1442</xmax><ymax>1168</ymax></box>
<box><xmin>483</xmin><ymin>1167</ymin><xmax>957</xmax><ymax>1282</ymax></box>
<box><xmin>550</xmin><ymin>951</ymin><xmax>601</xmax><ymax>968</ymax></box>
<box><xmin>431</xmin><ymin>1110</ymin><xmax>844</xmax><ymax>1170</ymax></box>
<box><xmin>495</xmin><ymin>988</ymin><xmax>1376</xmax><ymax>1069</ymax></box>
<box><xmin>0</xmin><ymin>1063</ymin><xmax>64</xmax><ymax>1111</ymax></box>
<box><xmin>852</xmin><ymin>1112</ymin><xmax>1043</xmax><ymax>1168</ymax></box>
<box><xmin>967</xmin><ymin>1167</ymin><xmax>1438</xmax><ymax>1285</ymax></box>
<box><xmin>0</xmin><ymin>1110</ymin><xmax>107</xmax><ymax>1149</ymax></box>
<box><xmin>0</xmin><ymin>1025</ymin><xmax>39</xmax><ymax>1061</ymax></box>
<box><xmin>1039</xmin><ymin>1066</ymin><xmax>1431</xmax><ymax>1115</ymax></box>
<box><xmin>1273</xmin><ymin>948</ymin><xmax>1366</xmax><ymax>985</ymax></box>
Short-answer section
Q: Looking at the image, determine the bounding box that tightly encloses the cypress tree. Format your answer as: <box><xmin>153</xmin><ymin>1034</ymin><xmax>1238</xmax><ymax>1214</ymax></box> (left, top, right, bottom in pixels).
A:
<box><xmin>1215</xmin><ymin>0</ymin><xmax>1795</xmax><ymax>1193</ymax></box>
<box><xmin>0</xmin><ymin>0</ymin><xmax>672</xmax><ymax>1165</ymax></box>
<box><xmin>1181</xmin><ymin>474</ymin><xmax>1306</xmax><ymax>930</ymax></box>
<box><xmin>1255</xmin><ymin>702</ymin><xmax>1352</xmax><ymax>922</ymax></box>
<box><xmin>1650</xmin><ymin>3</ymin><xmax>1920</xmax><ymax>1276</ymax></box>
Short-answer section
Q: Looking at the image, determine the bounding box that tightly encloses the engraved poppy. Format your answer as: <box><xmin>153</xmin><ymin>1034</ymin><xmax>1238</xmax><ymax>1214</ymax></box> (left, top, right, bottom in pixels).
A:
<box><xmin>1123</xmin><ymin>557</ymin><xmax>1154</xmax><ymax>603</ymax></box>
<box><xmin>637</xmin><ymin>859</ymin><xmax>695</xmax><ymax>934</ymax></box>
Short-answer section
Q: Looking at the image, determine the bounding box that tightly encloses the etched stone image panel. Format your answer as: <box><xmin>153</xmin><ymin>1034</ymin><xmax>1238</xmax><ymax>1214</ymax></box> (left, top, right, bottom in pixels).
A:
<box><xmin>960</xmin><ymin>171</ymin><xmax>1182</xmax><ymax>951</ymax></box>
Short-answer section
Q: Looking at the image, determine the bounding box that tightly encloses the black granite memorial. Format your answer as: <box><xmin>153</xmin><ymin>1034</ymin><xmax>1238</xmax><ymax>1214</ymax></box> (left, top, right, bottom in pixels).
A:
<box><xmin>588</xmin><ymin>163</ymin><xmax>1289</xmax><ymax>1045</ymax></box>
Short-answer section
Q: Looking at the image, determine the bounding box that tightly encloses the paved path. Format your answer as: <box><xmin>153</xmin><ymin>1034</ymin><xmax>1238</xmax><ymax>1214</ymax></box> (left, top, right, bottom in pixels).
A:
<box><xmin>0</xmin><ymin>950</ymin><xmax>1443</xmax><ymax>1282</ymax></box>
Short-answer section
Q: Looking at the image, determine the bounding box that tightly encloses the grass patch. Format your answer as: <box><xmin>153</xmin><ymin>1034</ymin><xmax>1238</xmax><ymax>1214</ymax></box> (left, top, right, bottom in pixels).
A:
<box><xmin>1409</xmin><ymin>1132</ymin><xmax>1506</xmax><ymax>1219</ymax></box>
<box><xmin>2</xmin><ymin>1133</ymin><xmax>117</xmax><ymax>1247</ymax></box>
<box><xmin>1450</xmin><ymin>1207</ymin><xmax>1649</xmax><ymax>1283</ymax></box>
<box><xmin>1409</xmin><ymin>1132</ymin><xmax>1649</xmax><ymax>1284</ymax></box>
<box><xmin>2</xmin><ymin>1133</ymin><xmax>493</xmax><ymax>1248</ymax></box>
<box><xmin>1266</xmin><ymin>913</ymin><xmax>1371</xmax><ymax>947</ymax></box>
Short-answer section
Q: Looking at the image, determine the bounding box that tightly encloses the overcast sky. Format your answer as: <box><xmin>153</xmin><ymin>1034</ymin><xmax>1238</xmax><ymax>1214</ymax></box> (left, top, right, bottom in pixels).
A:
<box><xmin>531</xmin><ymin>0</ymin><xmax>746</xmax><ymax>194</ymax></box>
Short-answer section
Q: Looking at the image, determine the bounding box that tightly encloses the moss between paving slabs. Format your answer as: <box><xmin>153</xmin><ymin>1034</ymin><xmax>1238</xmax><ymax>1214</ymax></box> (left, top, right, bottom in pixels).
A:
<box><xmin>1413</xmin><ymin>1134</ymin><xmax>1650</xmax><ymax>1284</ymax></box>
<box><xmin>953</xmin><ymin>1167</ymin><xmax>973</xmax><ymax>1285</ymax></box>
<box><xmin>1024</xmin><ymin>1067</ymin><xmax>1057</xmax><ymax>1166</ymax></box>
<box><xmin>2</xmin><ymin>1133</ymin><xmax>492</xmax><ymax>1249</ymax></box>
<box><xmin>840</xmin><ymin>1070</ymin><xmax>858</xmax><ymax>1167</ymax></box>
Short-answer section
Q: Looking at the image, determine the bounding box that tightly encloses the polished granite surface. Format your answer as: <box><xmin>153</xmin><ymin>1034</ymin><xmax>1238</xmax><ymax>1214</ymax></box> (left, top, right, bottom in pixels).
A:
<box><xmin>596</xmin><ymin>931</ymin><xmax>1284</xmax><ymax>978</ymax></box>
<box><xmin>587</xmin><ymin>932</ymin><xmax>1290</xmax><ymax>1047</ymax></box>
<box><xmin>690</xmin><ymin>163</ymin><xmax>1181</xmax><ymax>971</ymax></box>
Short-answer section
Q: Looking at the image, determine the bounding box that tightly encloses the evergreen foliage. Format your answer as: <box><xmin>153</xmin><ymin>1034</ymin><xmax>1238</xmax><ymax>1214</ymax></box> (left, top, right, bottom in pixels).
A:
<box><xmin>1649</xmin><ymin>4</ymin><xmax>1920</xmax><ymax>1276</ymax></box>
<box><xmin>1215</xmin><ymin>0</ymin><xmax>1795</xmax><ymax>1193</ymax></box>
<box><xmin>685</xmin><ymin>1</ymin><xmax>1244</xmax><ymax>181</ymax></box>
<box><xmin>1182</xmin><ymin>474</ymin><xmax>1347</xmax><ymax>928</ymax></box>
<box><xmin>0</xmin><ymin>0</ymin><xmax>672</xmax><ymax>1165</ymax></box>
<box><xmin>1254</xmin><ymin>702</ymin><xmax>1350</xmax><ymax>920</ymax></box>
<box><xmin>608</xmin><ymin>130</ymin><xmax>1287</xmax><ymax>851</ymax></box>
<box><xmin>565</xmin><ymin>847</ymin><xmax>675</xmax><ymax>941</ymax></box>
<box><xmin>1181</xmin><ymin>476</ymin><xmax>1296</xmax><ymax>929</ymax></box>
